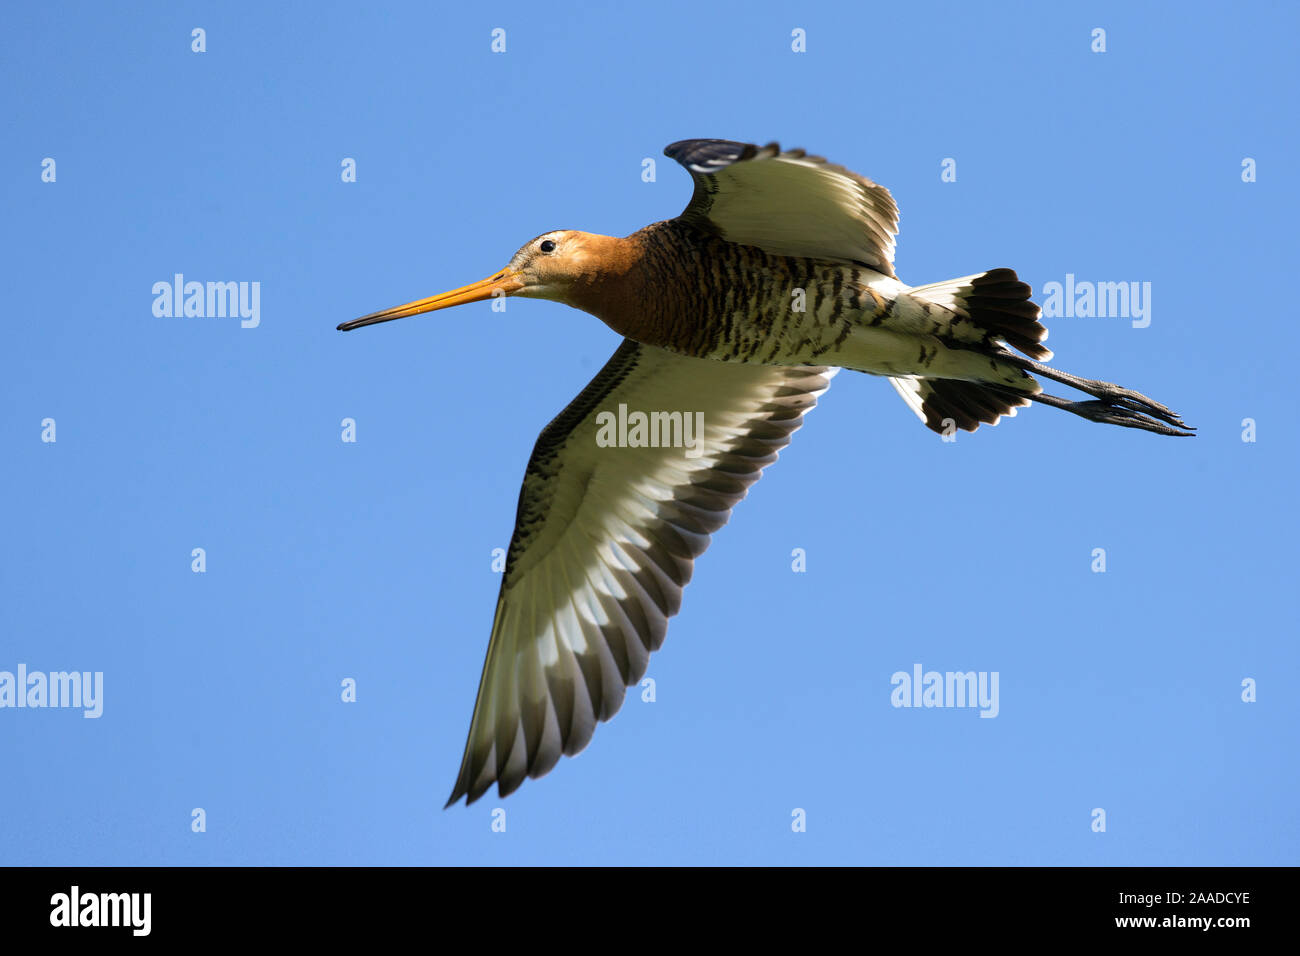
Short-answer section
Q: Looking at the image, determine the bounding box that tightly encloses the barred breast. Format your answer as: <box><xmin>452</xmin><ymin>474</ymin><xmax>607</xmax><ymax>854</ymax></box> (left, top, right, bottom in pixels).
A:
<box><xmin>630</xmin><ymin>220</ymin><xmax>900</xmax><ymax>367</ymax></box>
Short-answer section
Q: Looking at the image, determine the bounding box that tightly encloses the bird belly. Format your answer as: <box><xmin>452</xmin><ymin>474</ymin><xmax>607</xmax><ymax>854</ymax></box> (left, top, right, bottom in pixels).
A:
<box><xmin>667</xmin><ymin>260</ymin><xmax>899</xmax><ymax>366</ymax></box>
<box><xmin>642</xmin><ymin>240</ymin><xmax>1020</xmax><ymax>387</ymax></box>
<box><xmin>674</xmin><ymin>264</ymin><xmax>1028</xmax><ymax>390</ymax></box>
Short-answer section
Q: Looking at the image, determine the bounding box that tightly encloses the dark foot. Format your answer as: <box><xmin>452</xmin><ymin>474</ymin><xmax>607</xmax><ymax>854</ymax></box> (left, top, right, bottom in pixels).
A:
<box><xmin>994</xmin><ymin>353</ymin><xmax>1194</xmax><ymax>435</ymax></box>
<box><xmin>1007</xmin><ymin>389</ymin><xmax>1195</xmax><ymax>436</ymax></box>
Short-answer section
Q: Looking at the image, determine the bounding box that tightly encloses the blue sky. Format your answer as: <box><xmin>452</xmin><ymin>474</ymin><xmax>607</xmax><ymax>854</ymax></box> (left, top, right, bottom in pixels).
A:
<box><xmin>2</xmin><ymin>0</ymin><xmax>1296</xmax><ymax>865</ymax></box>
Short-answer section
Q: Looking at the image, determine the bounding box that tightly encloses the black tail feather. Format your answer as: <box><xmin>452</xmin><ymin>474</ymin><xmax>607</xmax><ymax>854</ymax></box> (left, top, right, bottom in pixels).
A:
<box><xmin>913</xmin><ymin>378</ymin><xmax>1032</xmax><ymax>434</ymax></box>
<box><xmin>900</xmin><ymin>269</ymin><xmax>1191</xmax><ymax>437</ymax></box>
<box><xmin>964</xmin><ymin>268</ymin><xmax>1052</xmax><ymax>361</ymax></box>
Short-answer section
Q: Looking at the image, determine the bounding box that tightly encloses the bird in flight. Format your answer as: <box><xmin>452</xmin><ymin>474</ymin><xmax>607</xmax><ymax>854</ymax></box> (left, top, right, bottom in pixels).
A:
<box><xmin>338</xmin><ymin>139</ymin><xmax>1192</xmax><ymax>806</ymax></box>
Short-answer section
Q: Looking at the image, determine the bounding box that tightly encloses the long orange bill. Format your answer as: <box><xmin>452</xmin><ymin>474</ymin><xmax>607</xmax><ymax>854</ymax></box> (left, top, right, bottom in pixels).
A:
<box><xmin>337</xmin><ymin>269</ymin><xmax>523</xmax><ymax>331</ymax></box>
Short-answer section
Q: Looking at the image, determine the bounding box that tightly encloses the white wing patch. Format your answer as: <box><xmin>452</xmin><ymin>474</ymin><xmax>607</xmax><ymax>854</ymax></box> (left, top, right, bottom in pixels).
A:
<box><xmin>446</xmin><ymin>340</ymin><xmax>837</xmax><ymax>805</ymax></box>
<box><xmin>888</xmin><ymin>375</ymin><xmax>928</xmax><ymax>424</ymax></box>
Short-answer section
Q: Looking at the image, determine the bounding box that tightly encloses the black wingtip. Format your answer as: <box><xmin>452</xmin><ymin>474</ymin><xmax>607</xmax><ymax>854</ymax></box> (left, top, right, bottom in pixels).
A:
<box><xmin>663</xmin><ymin>138</ymin><xmax>760</xmax><ymax>169</ymax></box>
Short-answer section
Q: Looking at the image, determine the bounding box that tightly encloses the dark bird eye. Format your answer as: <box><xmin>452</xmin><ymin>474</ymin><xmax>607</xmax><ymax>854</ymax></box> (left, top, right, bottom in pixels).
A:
<box><xmin>539</xmin><ymin>239</ymin><xmax>556</xmax><ymax>253</ymax></box>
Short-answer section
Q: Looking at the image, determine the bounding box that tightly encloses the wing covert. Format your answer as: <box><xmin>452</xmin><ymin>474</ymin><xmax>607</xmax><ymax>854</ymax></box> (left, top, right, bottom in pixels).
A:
<box><xmin>664</xmin><ymin>138</ymin><xmax>899</xmax><ymax>275</ymax></box>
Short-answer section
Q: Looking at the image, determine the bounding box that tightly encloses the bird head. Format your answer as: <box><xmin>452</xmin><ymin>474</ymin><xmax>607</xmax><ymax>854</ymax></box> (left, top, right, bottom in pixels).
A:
<box><xmin>337</xmin><ymin>230</ymin><xmax>632</xmax><ymax>331</ymax></box>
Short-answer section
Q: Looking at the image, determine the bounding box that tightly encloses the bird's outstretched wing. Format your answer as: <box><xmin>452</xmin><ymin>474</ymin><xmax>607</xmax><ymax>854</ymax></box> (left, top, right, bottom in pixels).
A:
<box><xmin>446</xmin><ymin>340</ymin><xmax>835</xmax><ymax>805</ymax></box>
<box><xmin>664</xmin><ymin>138</ymin><xmax>900</xmax><ymax>276</ymax></box>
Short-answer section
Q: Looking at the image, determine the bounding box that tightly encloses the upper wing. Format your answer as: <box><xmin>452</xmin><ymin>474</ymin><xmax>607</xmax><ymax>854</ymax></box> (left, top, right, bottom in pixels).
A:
<box><xmin>664</xmin><ymin>138</ymin><xmax>900</xmax><ymax>276</ymax></box>
<box><xmin>446</xmin><ymin>339</ymin><xmax>836</xmax><ymax>805</ymax></box>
